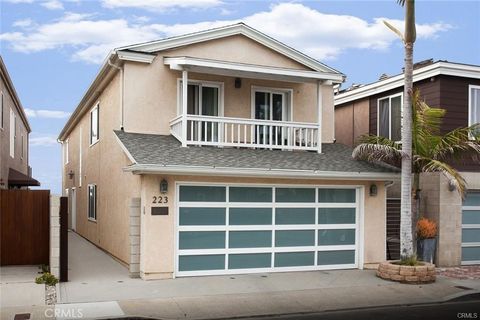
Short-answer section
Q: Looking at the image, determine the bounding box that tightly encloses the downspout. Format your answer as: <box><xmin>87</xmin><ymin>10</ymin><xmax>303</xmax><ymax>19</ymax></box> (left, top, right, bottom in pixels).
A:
<box><xmin>107</xmin><ymin>58</ymin><xmax>124</xmax><ymax>130</ymax></box>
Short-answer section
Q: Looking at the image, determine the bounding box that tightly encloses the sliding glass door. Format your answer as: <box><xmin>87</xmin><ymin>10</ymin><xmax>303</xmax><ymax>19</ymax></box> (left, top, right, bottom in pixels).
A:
<box><xmin>254</xmin><ymin>89</ymin><xmax>288</xmax><ymax>145</ymax></box>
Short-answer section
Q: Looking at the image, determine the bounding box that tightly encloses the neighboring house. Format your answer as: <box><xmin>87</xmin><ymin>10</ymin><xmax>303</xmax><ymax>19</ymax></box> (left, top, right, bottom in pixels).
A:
<box><xmin>58</xmin><ymin>23</ymin><xmax>398</xmax><ymax>280</ymax></box>
<box><xmin>334</xmin><ymin>60</ymin><xmax>480</xmax><ymax>266</ymax></box>
<box><xmin>0</xmin><ymin>56</ymin><xmax>39</xmax><ymax>189</ymax></box>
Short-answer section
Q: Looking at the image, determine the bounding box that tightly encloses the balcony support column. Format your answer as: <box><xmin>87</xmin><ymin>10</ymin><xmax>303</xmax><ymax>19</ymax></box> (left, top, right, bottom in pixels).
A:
<box><xmin>181</xmin><ymin>70</ymin><xmax>188</xmax><ymax>147</ymax></box>
<box><xmin>317</xmin><ymin>80</ymin><xmax>323</xmax><ymax>153</ymax></box>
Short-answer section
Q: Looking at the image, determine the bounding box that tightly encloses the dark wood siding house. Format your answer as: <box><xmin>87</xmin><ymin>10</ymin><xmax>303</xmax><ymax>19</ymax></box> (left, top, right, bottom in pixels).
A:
<box><xmin>334</xmin><ymin>61</ymin><xmax>480</xmax><ymax>266</ymax></box>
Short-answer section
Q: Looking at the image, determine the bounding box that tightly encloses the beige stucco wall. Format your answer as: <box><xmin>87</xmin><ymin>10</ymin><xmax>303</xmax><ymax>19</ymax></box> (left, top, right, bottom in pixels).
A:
<box><xmin>62</xmin><ymin>71</ymin><xmax>141</xmax><ymax>264</ymax></box>
<box><xmin>123</xmin><ymin>34</ymin><xmax>335</xmax><ymax>142</ymax></box>
<box><xmin>139</xmin><ymin>175</ymin><xmax>386</xmax><ymax>280</ymax></box>
<box><xmin>0</xmin><ymin>76</ymin><xmax>29</xmax><ymax>188</ymax></box>
<box><xmin>334</xmin><ymin>98</ymin><xmax>370</xmax><ymax>147</ymax></box>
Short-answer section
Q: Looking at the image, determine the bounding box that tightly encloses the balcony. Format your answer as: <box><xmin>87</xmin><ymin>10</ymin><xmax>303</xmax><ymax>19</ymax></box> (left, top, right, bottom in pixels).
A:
<box><xmin>170</xmin><ymin>115</ymin><xmax>320</xmax><ymax>152</ymax></box>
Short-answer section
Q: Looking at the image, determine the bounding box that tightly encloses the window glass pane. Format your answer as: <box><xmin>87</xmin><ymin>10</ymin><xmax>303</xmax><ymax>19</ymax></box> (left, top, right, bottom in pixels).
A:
<box><xmin>391</xmin><ymin>96</ymin><xmax>402</xmax><ymax>141</ymax></box>
<box><xmin>317</xmin><ymin>250</ymin><xmax>355</xmax><ymax>265</ymax></box>
<box><xmin>462</xmin><ymin>210</ymin><xmax>480</xmax><ymax>225</ymax></box>
<box><xmin>229</xmin><ymin>208</ymin><xmax>272</xmax><ymax>225</ymax></box>
<box><xmin>378</xmin><ymin>98</ymin><xmax>390</xmax><ymax>138</ymax></box>
<box><xmin>275</xmin><ymin>188</ymin><xmax>315</xmax><ymax>203</ymax></box>
<box><xmin>179</xmin><ymin>231</ymin><xmax>225</xmax><ymax>249</ymax></box>
<box><xmin>275</xmin><ymin>230</ymin><xmax>315</xmax><ymax>247</ymax></box>
<box><xmin>462</xmin><ymin>247</ymin><xmax>480</xmax><ymax>262</ymax></box>
<box><xmin>276</xmin><ymin>208</ymin><xmax>315</xmax><ymax>225</ymax></box>
<box><xmin>179</xmin><ymin>255</ymin><xmax>225</xmax><ymax>271</ymax></box>
<box><xmin>255</xmin><ymin>92</ymin><xmax>270</xmax><ymax>120</ymax></box>
<box><xmin>272</xmin><ymin>93</ymin><xmax>283</xmax><ymax>121</ymax></box>
<box><xmin>186</xmin><ymin>84</ymin><xmax>199</xmax><ymax>115</ymax></box>
<box><xmin>462</xmin><ymin>229</ymin><xmax>480</xmax><ymax>243</ymax></box>
<box><xmin>229</xmin><ymin>231</ymin><xmax>271</xmax><ymax>248</ymax></box>
<box><xmin>228</xmin><ymin>253</ymin><xmax>271</xmax><ymax>269</ymax></box>
<box><xmin>179</xmin><ymin>207</ymin><xmax>226</xmax><ymax>226</ymax></box>
<box><xmin>179</xmin><ymin>186</ymin><xmax>226</xmax><ymax>202</ymax></box>
<box><xmin>202</xmin><ymin>86</ymin><xmax>219</xmax><ymax>116</ymax></box>
<box><xmin>229</xmin><ymin>187</ymin><xmax>272</xmax><ymax>202</ymax></box>
<box><xmin>91</xmin><ymin>107</ymin><xmax>98</xmax><ymax>143</ymax></box>
<box><xmin>318</xmin><ymin>208</ymin><xmax>356</xmax><ymax>224</ymax></box>
<box><xmin>471</xmin><ymin>88</ymin><xmax>480</xmax><ymax>126</ymax></box>
<box><xmin>274</xmin><ymin>252</ymin><xmax>314</xmax><ymax>267</ymax></box>
<box><xmin>318</xmin><ymin>229</ymin><xmax>355</xmax><ymax>245</ymax></box>
<box><xmin>464</xmin><ymin>192</ymin><xmax>480</xmax><ymax>206</ymax></box>
<box><xmin>318</xmin><ymin>189</ymin><xmax>356</xmax><ymax>203</ymax></box>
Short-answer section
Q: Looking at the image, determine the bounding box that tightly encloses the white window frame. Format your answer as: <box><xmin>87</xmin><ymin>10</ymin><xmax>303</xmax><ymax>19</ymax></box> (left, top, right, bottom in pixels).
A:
<box><xmin>176</xmin><ymin>79</ymin><xmax>224</xmax><ymax>117</ymax></box>
<box><xmin>9</xmin><ymin>108</ymin><xmax>15</xmax><ymax>158</ymax></box>
<box><xmin>89</xmin><ymin>103</ymin><xmax>99</xmax><ymax>146</ymax></box>
<box><xmin>174</xmin><ymin>182</ymin><xmax>364</xmax><ymax>277</ymax></box>
<box><xmin>468</xmin><ymin>85</ymin><xmax>480</xmax><ymax>139</ymax></box>
<box><xmin>21</xmin><ymin>133</ymin><xmax>24</xmax><ymax>160</ymax></box>
<box><xmin>87</xmin><ymin>184</ymin><xmax>97</xmax><ymax>221</ymax></box>
<box><xmin>0</xmin><ymin>91</ymin><xmax>4</xmax><ymax>130</ymax></box>
<box><xmin>251</xmin><ymin>86</ymin><xmax>293</xmax><ymax>122</ymax></box>
<box><xmin>377</xmin><ymin>92</ymin><xmax>403</xmax><ymax>141</ymax></box>
<box><xmin>63</xmin><ymin>138</ymin><xmax>69</xmax><ymax>165</ymax></box>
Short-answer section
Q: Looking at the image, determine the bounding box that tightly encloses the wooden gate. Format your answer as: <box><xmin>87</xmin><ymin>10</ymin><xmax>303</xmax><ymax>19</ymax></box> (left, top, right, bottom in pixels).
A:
<box><xmin>0</xmin><ymin>189</ymin><xmax>50</xmax><ymax>266</ymax></box>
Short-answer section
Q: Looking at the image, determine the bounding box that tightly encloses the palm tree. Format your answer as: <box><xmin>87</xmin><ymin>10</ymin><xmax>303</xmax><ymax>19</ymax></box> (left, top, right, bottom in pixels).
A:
<box><xmin>383</xmin><ymin>0</ymin><xmax>417</xmax><ymax>258</ymax></box>
<box><xmin>353</xmin><ymin>92</ymin><xmax>480</xmax><ymax>254</ymax></box>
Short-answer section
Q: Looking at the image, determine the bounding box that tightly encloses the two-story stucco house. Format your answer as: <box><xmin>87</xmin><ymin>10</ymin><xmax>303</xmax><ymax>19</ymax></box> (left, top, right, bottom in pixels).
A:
<box><xmin>0</xmin><ymin>55</ymin><xmax>39</xmax><ymax>189</ymax></box>
<box><xmin>334</xmin><ymin>60</ymin><xmax>480</xmax><ymax>267</ymax></box>
<box><xmin>59</xmin><ymin>24</ymin><xmax>398</xmax><ymax>280</ymax></box>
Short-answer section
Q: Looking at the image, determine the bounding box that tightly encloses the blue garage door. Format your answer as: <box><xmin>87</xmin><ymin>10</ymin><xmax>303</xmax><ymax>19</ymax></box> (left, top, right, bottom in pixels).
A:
<box><xmin>462</xmin><ymin>191</ymin><xmax>480</xmax><ymax>265</ymax></box>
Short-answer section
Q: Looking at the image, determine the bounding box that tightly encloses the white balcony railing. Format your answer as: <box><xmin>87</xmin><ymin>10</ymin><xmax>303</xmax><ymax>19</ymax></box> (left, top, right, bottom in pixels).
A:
<box><xmin>170</xmin><ymin>115</ymin><xmax>320</xmax><ymax>152</ymax></box>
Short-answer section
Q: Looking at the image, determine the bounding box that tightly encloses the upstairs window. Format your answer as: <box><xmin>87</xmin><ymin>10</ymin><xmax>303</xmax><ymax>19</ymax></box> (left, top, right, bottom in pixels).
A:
<box><xmin>469</xmin><ymin>85</ymin><xmax>480</xmax><ymax>136</ymax></box>
<box><xmin>377</xmin><ymin>93</ymin><xmax>402</xmax><ymax>141</ymax></box>
<box><xmin>90</xmin><ymin>104</ymin><xmax>99</xmax><ymax>145</ymax></box>
<box><xmin>1</xmin><ymin>91</ymin><xmax>3</xmax><ymax>129</ymax></box>
<box><xmin>10</xmin><ymin>108</ymin><xmax>15</xmax><ymax>158</ymax></box>
<box><xmin>63</xmin><ymin>138</ymin><xmax>69</xmax><ymax>165</ymax></box>
<box><xmin>88</xmin><ymin>184</ymin><xmax>97</xmax><ymax>221</ymax></box>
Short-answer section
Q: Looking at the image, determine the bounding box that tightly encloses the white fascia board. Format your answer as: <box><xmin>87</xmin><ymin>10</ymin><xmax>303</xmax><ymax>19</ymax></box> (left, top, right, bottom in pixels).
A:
<box><xmin>334</xmin><ymin>62</ymin><xmax>480</xmax><ymax>106</ymax></box>
<box><xmin>123</xmin><ymin>164</ymin><xmax>399</xmax><ymax>181</ymax></box>
<box><xmin>117</xmin><ymin>50</ymin><xmax>156</xmax><ymax>63</ymax></box>
<box><xmin>164</xmin><ymin>57</ymin><xmax>344</xmax><ymax>83</ymax></box>
<box><xmin>118</xmin><ymin>23</ymin><xmax>344</xmax><ymax>77</ymax></box>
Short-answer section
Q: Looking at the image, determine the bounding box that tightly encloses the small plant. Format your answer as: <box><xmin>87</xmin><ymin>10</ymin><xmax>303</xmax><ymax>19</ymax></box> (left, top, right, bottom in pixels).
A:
<box><xmin>38</xmin><ymin>264</ymin><xmax>50</xmax><ymax>274</ymax></box>
<box><xmin>417</xmin><ymin>217</ymin><xmax>437</xmax><ymax>239</ymax></box>
<box><xmin>396</xmin><ymin>255</ymin><xmax>422</xmax><ymax>266</ymax></box>
<box><xmin>35</xmin><ymin>272</ymin><xmax>59</xmax><ymax>286</ymax></box>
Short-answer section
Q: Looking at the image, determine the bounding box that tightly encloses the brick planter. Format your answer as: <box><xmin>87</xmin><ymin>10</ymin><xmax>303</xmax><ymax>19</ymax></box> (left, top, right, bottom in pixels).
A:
<box><xmin>376</xmin><ymin>261</ymin><xmax>436</xmax><ymax>284</ymax></box>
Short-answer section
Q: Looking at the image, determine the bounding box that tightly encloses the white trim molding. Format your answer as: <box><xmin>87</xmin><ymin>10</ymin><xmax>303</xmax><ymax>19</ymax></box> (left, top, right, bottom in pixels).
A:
<box><xmin>117</xmin><ymin>50</ymin><xmax>156</xmax><ymax>64</ymax></box>
<box><xmin>335</xmin><ymin>61</ymin><xmax>480</xmax><ymax>106</ymax></box>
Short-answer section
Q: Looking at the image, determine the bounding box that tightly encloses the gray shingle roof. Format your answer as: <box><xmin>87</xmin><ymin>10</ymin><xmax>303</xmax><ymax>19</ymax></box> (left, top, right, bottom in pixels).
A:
<box><xmin>115</xmin><ymin>131</ymin><xmax>399</xmax><ymax>176</ymax></box>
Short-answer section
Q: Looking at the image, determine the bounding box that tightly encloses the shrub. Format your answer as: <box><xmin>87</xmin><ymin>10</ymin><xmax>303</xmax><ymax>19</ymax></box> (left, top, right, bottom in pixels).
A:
<box><xmin>417</xmin><ymin>217</ymin><xmax>437</xmax><ymax>239</ymax></box>
<box><xmin>395</xmin><ymin>255</ymin><xmax>422</xmax><ymax>266</ymax></box>
<box><xmin>35</xmin><ymin>272</ymin><xmax>59</xmax><ymax>286</ymax></box>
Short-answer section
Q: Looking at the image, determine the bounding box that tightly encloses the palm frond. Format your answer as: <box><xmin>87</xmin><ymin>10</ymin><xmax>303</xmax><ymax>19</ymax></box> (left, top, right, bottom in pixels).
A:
<box><xmin>383</xmin><ymin>20</ymin><xmax>404</xmax><ymax>41</ymax></box>
<box><xmin>357</xmin><ymin>134</ymin><xmax>402</xmax><ymax>149</ymax></box>
<box><xmin>432</xmin><ymin>124</ymin><xmax>480</xmax><ymax>162</ymax></box>
<box><xmin>416</xmin><ymin>156</ymin><xmax>467</xmax><ymax>195</ymax></box>
<box><xmin>397</xmin><ymin>0</ymin><xmax>406</xmax><ymax>5</ymax></box>
<box><xmin>353</xmin><ymin>143</ymin><xmax>404</xmax><ymax>168</ymax></box>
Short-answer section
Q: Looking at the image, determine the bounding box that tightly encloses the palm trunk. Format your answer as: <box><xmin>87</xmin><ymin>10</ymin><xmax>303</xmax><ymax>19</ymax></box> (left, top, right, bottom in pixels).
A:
<box><xmin>400</xmin><ymin>41</ymin><xmax>414</xmax><ymax>258</ymax></box>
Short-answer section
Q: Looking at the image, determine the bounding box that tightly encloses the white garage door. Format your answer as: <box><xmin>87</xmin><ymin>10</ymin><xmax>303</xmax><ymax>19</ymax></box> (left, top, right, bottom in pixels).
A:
<box><xmin>175</xmin><ymin>184</ymin><xmax>362</xmax><ymax>277</ymax></box>
<box><xmin>462</xmin><ymin>191</ymin><xmax>480</xmax><ymax>265</ymax></box>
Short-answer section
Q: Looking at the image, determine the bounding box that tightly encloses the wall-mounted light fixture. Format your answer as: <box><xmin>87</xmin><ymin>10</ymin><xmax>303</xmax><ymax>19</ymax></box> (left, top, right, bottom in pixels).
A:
<box><xmin>68</xmin><ymin>170</ymin><xmax>75</xmax><ymax>180</ymax></box>
<box><xmin>369</xmin><ymin>184</ymin><xmax>378</xmax><ymax>197</ymax></box>
<box><xmin>160</xmin><ymin>179</ymin><xmax>168</xmax><ymax>194</ymax></box>
<box><xmin>234</xmin><ymin>78</ymin><xmax>242</xmax><ymax>89</ymax></box>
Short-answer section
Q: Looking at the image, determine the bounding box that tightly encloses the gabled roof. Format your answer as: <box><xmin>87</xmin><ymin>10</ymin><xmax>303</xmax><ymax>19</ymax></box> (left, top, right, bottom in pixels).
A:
<box><xmin>114</xmin><ymin>130</ymin><xmax>399</xmax><ymax>180</ymax></box>
<box><xmin>334</xmin><ymin>61</ymin><xmax>480</xmax><ymax>106</ymax></box>
<box><xmin>117</xmin><ymin>23</ymin><xmax>343</xmax><ymax>75</ymax></box>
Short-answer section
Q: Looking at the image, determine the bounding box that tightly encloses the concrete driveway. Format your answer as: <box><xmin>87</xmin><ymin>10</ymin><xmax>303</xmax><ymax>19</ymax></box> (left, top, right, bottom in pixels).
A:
<box><xmin>0</xmin><ymin>265</ymin><xmax>45</xmax><ymax>307</ymax></box>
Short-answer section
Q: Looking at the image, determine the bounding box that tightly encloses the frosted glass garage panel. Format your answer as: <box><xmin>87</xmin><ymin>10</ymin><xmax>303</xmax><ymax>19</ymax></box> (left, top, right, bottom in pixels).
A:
<box><xmin>317</xmin><ymin>250</ymin><xmax>355</xmax><ymax>265</ymax></box>
<box><xmin>464</xmin><ymin>192</ymin><xmax>480</xmax><ymax>206</ymax></box>
<box><xmin>461</xmin><ymin>247</ymin><xmax>480</xmax><ymax>262</ymax></box>
<box><xmin>229</xmin><ymin>208</ymin><xmax>272</xmax><ymax>225</ymax></box>
<box><xmin>275</xmin><ymin>188</ymin><xmax>315</xmax><ymax>203</ymax></box>
<box><xmin>462</xmin><ymin>210</ymin><xmax>480</xmax><ymax>224</ymax></box>
<box><xmin>179</xmin><ymin>186</ymin><xmax>226</xmax><ymax>202</ymax></box>
<box><xmin>318</xmin><ymin>229</ymin><xmax>355</xmax><ymax>245</ymax></box>
<box><xmin>275</xmin><ymin>230</ymin><xmax>315</xmax><ymax>247</ymax></box>
<box><xmin>179</xmin><ymin>255</ymin><xmax>225</xmax><ymax>271</ymax></box>
<box><xmin>275</xmin><ymin>252</ymin><xmax>315</xmax><ymax>267</ymax></box>
<box><xmin>276</xmin><ymin>208</ymin><xmax>315</xmax><ymax>225</ymax></box>
<box><xmin>318</xmin><ymin>189</ymin><xmax>356</xmax><ymax>203</ymax></box>
<box><xmin>462</xmin><ymin>229</ymin><xmax>480</xmax><ymax>243</ymax></box>
<box><xmin>179</xmin><ymin>231</ymin><xmax>225</xmax><ymax>249</ymax></box>
<box><xmin>318</xmin><ymin>208</ymin><xmax>356</xmax><ymax>224</ymax></box>
<box><xmin>228</xmin><ymin>253</ymin><xmax>271</xmax><ymax>269</ymax></box>
<box><xmin>229</xmin><ymin>231</ymin><xmax>272</xmax><ymax>248</ymax></box>
<box><xmin>229</xmin><ymin>187</ymin><xmax>272</xmax><ymax>202</ymax></box>
<box><xmin>179</xmin><ymin>207</ymin><xmax>226</xmax><ymax>225</ymax></box>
